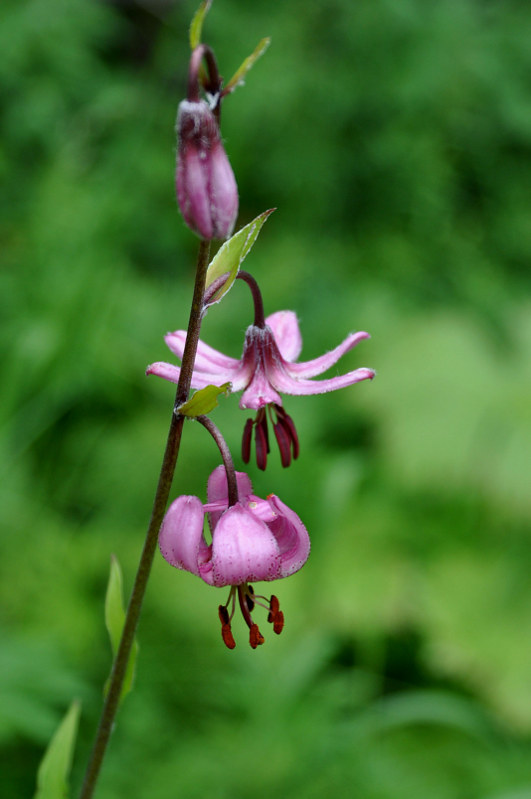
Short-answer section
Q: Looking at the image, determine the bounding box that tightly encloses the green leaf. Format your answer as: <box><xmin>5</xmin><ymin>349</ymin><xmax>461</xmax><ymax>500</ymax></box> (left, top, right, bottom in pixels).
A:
<box><xmin>224</xmin><ymin>38</ymin><xmax>271</xmax><ymax>94</ymax></box>
<box><xmin>204</xmin><ymin>209</ymin><xmax>275</xmax><ymax>308</ymax></box>
<box><xmin>104</xmin><ymin>556</ymin><xmax>138</xmax><ymax>704</ymax></box>
<box><xmin>178</xmin><ymin>382</ymin><xmax>231</xmax><ymax>417</ymax></box>
<box><xmin>34</xmin><ymin>701</ymin><xmax>80</xmax><ymax>799</ymax></box>
<box><xmin>189</xmin><ymin>0</ymin><xmax>213</xmax><ymax>50</ymax></box>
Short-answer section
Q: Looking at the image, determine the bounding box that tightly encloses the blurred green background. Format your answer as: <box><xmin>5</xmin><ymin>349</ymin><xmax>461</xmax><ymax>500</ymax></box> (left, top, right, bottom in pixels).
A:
<box><xmin>2</xmin><ymin>0</ymin><xmax>531</xmax><ymax>797</ymax></box>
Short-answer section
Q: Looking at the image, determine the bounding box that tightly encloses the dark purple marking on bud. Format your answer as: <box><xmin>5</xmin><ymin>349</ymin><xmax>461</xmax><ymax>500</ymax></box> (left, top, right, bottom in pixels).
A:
<box><xmin>176</xmin><ymin>100</ymin><xmax>238</xmax><ymax>241</ymax></box>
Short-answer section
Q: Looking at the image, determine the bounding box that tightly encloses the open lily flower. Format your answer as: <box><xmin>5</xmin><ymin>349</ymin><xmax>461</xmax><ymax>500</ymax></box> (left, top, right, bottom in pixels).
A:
<box><xmin>159</xmin><ymin>466</ymin><xmax>310</xmax><ymax>649</ymax></box>
<box><xmin>148</xmin><ymin>310</ymin><xmax>374</xmax><ymax>469</ymax></box>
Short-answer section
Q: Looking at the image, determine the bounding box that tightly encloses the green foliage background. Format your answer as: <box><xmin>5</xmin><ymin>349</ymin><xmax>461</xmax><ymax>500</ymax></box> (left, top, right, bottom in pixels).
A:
<box><xmin>1</xmin><ymin>0</ymin><xmax>531</xmax><ymax>796</ymax></box>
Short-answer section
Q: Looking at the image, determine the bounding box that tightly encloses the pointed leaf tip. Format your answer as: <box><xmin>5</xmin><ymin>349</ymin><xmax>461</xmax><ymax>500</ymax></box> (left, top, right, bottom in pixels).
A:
<box><xmin>34</xmin><ymin>700</ymin><xmax>81</xmax><ymax>799</ymax></box>
<box><xmin>189</xmin><ymin>0</ymin><xmax>213</xmax><ymax>50</ymax></box>
<box><xmin>224</xmin><ymin>37</ymin><xmax>271</xmax><ymax>94</ymax></box>
<box><xmin>204</xmin><ymin>209</ymin><xmax>275</xmax><ymax>309</ymax></box>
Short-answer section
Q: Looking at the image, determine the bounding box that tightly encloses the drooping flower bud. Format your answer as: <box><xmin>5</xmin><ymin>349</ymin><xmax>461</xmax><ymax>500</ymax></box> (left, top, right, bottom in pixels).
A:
<box><xmin>176</xmin><ymin>99</ymin><xmax>238</xmax><ymax>240</ymax></box>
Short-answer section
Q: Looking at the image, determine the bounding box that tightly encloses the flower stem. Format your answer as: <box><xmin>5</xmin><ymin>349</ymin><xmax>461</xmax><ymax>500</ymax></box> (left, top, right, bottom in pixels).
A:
<box><xmin>78</xmin><ymin>239</ymin><xmax>211</xmax><ymax>799</ymax></box>
<box><xmin>196</xmin><ymin>415</ymin><xmax>239</xmax><ymax>506</ymax></box>
<box><xmin>237</xmin><ymin>270</ymin><xmax>266</xmax><ymax>328</ymax></box>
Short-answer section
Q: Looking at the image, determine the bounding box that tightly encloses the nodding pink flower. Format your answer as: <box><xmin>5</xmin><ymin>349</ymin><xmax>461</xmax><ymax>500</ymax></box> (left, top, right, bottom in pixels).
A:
<box><xmin>176</xmin><ymin>99</ymin><xmax>238</xmax><ymax>240</ymax></box>
<box><xmin>147</xmin><ymin>310</ymin><xmax>375</xmax><ymax>469</ymax></box>
<box><xmin>159</xmin><ymin>466</ymin><xmax>310</xmax><ymax>649</ymax></box>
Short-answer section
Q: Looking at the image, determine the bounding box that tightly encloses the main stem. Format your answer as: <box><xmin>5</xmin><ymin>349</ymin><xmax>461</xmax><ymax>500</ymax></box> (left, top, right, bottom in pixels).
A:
<box><xmin>78</xmin><ymin>239</ymin><xmax>211</xmax><ymax>799</ymax></box>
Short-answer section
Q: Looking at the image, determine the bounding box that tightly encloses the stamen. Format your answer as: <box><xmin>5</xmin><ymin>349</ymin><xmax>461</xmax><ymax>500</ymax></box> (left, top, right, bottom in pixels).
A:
<box><xmin>273</xmin><ymin>611</ymin><xmax>284</xmax><ymax>635</ymax></box>
<box><xmin>281</xmin><ymin>409</ymin><xmax>300</xmax><ymax>460</ymax></box>
<box><xmin>249</xmin><ymin>624</ymin><xmax>265</xmax><ymax>649</ymax></box>
<box><xmin>254</xmin><ymin>419</ymin><xmax>268</xmax><ymax>471</ymax></box>
<box><xmin>218</xmin><ymin>604</ymin><xmax>230</xmax><ymax>625</ymax></box>
<box><xmin>241</xmin><ymin>418</ymin><xmax>253</xmax><ymax>464</ymax></box>
<box><xmin>221</xmin><ymin>623</ymin><xmax>236</xmax><ymax>649</ymax></box>
<box><xmin>273</xmin><ymin>420</ymin><xmax>292</xmax><ymax>467</ymax></box>
<box><xmin>245</xmin><ymin>593</ymin><xmax>255</xmax><ymax>612</ymax></box>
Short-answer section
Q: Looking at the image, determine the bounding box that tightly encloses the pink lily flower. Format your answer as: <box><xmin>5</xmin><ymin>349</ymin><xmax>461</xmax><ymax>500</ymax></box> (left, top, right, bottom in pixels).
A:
<box><xmin>159</xmin><ymin>465</ymin><xmax>310</xmax><ymax>649</ymax></box>
<box><xmin>147</xmin><ymin>310</ymin><xmax>375</xmax><ymax>469</ymax></box>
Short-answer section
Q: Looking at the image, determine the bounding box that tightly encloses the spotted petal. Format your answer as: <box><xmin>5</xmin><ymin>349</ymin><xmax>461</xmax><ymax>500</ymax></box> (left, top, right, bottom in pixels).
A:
<box><xmin>267</xmin><ymin>495</ymin><xmax>310</xmax><ymax>576</ymax></box>
<box><xmin>209</xmin><ymin>504</ymin><xmax>282</xmax><ymax>586</ymax></box>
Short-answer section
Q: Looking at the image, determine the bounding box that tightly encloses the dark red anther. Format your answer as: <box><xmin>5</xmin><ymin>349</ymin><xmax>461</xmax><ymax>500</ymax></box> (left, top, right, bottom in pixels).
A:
<box><xmin>270</xmin><ymin>595</ymin><xmax>280</xmax><ymax>616</ymax></box>
<box><xmin>259</xmin><ymin>411</ymin><xmax>270</xmax><ymax>453</ymax></box>
<box><xmin>254</xmin><ymin>419</ymin><xmax>268</xmax><ymax>471</ymax></box>
<box><xmin>218</xmin><ymin>604</ymin><xmax>230</xmax><ymax>625</ymax></box>
<box><xmin>273</xmin><ymin>420</ymin><xmax>292</xmax><ymax>468</ymax></box>
<box><xmin>273</xmin><ymin>611</ymin><xmax>284</xmax><ymax>635</ymax></box>
<box><xmin>281</xmin><ymin>409</ymin><xmax>299</xmax><ymax>460</ymax></box>
<box><xmin>221</xmin><ymin>623</ymin><xmax>236</xmax><ymax>649</ymax></box>
<box><xmin>241</xmin><ymin>418</ymin><xmax>253</xmax><ymax>464</ymax></box>
<box><xmin>249</xmin><ymin>624</ymin><xmax>265</xmax><ymax>649</ymax></box>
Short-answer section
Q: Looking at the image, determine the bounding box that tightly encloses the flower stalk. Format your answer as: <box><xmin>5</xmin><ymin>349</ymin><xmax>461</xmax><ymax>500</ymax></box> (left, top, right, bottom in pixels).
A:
<box><xmin>78</xmin><ymin>239</ymin><xmax>211</xmax><ymax>799</ymax></box>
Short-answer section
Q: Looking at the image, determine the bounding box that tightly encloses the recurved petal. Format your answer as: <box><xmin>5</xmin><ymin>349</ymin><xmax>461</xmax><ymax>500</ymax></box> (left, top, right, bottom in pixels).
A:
<box><xmin>265</xmin><ymin>311</ymin><xmax>302</xmax><ymax>362</ymax></box>
<box><xmin>268</xmin><ymin>365</ymin><xmax>376</xmax><ymax>396</ymax></box>
<box><xmin>159</xmin><ymin>495</ymin><xmax>211</xmax><ymax>579</ymax></box>
<box><xmin>165</xmin><ymin>332</ymin><xmax>242</xmax><ymax>374</ymax></box>
<box><xmin>209</xmin><ymin>504</ymin><xmax>282</xmax><ymax>586</ymax></box>
<box><xmin>146</xmin><ymin>361</ymin><xmax>221</xmax><ymax>389</ymax></box>
<box><xmin>267</xmin><ymin>495</ymin><xmax>310</xmax><ymax>577</ymax></box>
<box><xmin>284</xmin><ymin>331</ymin><xmax>371</xmax><ymax>378</ymax></box>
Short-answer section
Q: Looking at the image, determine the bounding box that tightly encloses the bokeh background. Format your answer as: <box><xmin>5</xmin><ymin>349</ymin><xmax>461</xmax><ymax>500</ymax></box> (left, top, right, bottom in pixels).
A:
<box><xmin>2</xmin><ymin>0</ymin><xmax>531</xmax><ymax>797</ymax></box>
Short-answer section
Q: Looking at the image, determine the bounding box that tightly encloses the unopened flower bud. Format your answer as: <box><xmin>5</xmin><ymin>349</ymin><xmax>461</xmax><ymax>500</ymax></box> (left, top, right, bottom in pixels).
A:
<box><xmin>176</xmin><ymin>99</ymin><xmax>238</xmax><ymax>240</ymax></box>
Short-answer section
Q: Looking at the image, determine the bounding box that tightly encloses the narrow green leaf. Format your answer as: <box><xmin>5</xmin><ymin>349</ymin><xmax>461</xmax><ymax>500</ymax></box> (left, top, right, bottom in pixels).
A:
<box><xmin>224</xmin><ymin>37</ymin><xmax>271</xmax><ymax>94</ymax></box>
<box><xmin>204</xmin><ymin>209</ymin><xmax>275</xmax><ymax>308</ymax></box>
<box><xmin>104</xmin><ymin>556</ymin><xmax>138</xmax><ymax>704</ymax></box>
<box><xmin>189</xmin><ymin>0</ymin><xmax>213</xmax><ymax>50</ymax></box>
<box><xmin>178</xmin><ymin>382</ymin><xmax>231</xmax><ymax>417</ymax></box>
<box><xmin>34</xmin><ymin>700</ymin><xmax>80</xmax><ymax>799</ymax></box>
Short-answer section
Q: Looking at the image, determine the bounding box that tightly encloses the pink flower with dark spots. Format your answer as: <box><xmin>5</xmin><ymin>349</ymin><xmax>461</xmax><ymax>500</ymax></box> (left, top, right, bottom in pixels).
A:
<box><xmin>159</xmin><ymin>466</ymin><xmax>310</xmax><ymax>649</ymax></box>
<box><xmin>148</xmin><ymin>310</ymin><xmax>375</xmax><ymax>469</ymax></box>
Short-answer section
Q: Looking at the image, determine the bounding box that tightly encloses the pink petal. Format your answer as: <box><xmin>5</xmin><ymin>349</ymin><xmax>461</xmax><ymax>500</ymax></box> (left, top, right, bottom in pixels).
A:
<box><xmin>146</xmin><ymin>361</ymin><xmax>223</xmax><ymax>389</ymax></box>
<box><xmin>159</xmin><ymin>495</ymin><xmax>211</xmax><ymax>580</ymax></box>
<box><xmin>146</xmin><ymin>361</ymin><xmax>183</xmax><ymax>384</ymax></box>
<box><xmin>239</xmin><ymin>361</ymin><xmax>283</xmax><ymax>409</ymax></box>
<box><xmin>206</xmin><ymin>465</ymin><xmax>253</xmax><ymax>530</ymax></box>
<box><xmin>165</xmin><ymin>332</ymin><xmax>242</xmax><ymax>374</ymax></box>
<box><xmin>268</xmin><ymin>365</ymin><xmax>376</xmax><ymax>396</ymax></box>
<box><xmin>209</xmin><ymin>141</ymin><xmax>239</xmax><ymax>239</ymax></box>
<box><xmin>177</xmin><ymin>147</ymin><xmax>213</xmax><ymax>240</ymax></box>
<box><xmin>208</xmin><ymin>504</ymin><xmax>281</xmax><ymax>586</ymax></box>
<box><xmin>285</xmin><ymin>331</ymin><xmax>371</xmax><ymax>378</ymax></box>
<box><xmin>265</xmin><ymin>311</ymin><xmax>302</xmax><ymax>362</ymax></box>
<box><xmin>267</xmin><ymin>495</ymin><xmax>310</xmax><ymax>576</ymax></box>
